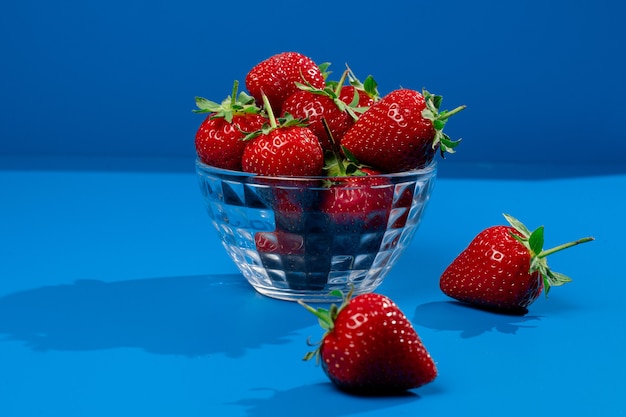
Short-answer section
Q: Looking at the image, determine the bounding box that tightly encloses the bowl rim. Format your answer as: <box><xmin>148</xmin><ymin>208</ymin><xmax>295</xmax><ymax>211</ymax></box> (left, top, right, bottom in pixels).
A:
<box><xmin>195</xmin><ymin>158</ymin><xmax>437</xmax><ymax>181</ymax></box>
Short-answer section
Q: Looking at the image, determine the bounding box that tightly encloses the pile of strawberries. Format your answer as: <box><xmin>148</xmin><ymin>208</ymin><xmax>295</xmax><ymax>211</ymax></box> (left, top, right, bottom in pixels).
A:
<box><xmin>195</xmin><ymin>51</ymin><xmax>466</xmax><ymax>293</ymax></box>
<box><xmin>194</xmin><ymin>52</ymin><xmax>594</xmax><ymax>396</ymax></box>
<box><xmin>194</xmin><ymin>51</ymin><xmax>465</xmax><ymax>177</ymax></box>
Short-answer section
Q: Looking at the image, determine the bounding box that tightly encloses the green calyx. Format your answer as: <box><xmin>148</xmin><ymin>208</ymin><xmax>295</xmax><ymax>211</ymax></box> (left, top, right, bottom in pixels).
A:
<box><xmin>241</xmin><ymin>92</ymin><xmax>308</xmax><ymax>142</ymax></box>
<box><xmin>503</xmin><ymin>213</ymin><xmax>594</xmax><ymax>297</ymax></box>
<box><xmin>298</xmin><ymin>288</ymin><xmax>353</xmax><ymax>364</ymax></box>
<box><xmin>345</xmin><ymin>64</ymin><xmax>380</xmax><ymax>102</ymax></box>
<box><xmin>320</xmin><ymin>118</ymin><xmax>369</xmax><ymax>178</ymax></box>
<box><xmin>193</xmin><ymin>80</ymin><xmax>262</xmax><ymax>123</ymax></box>
<box><xmin>295</xmin><ymin>64</ymin><xmax>378</xmax><ymax>121</ymax></box>
<box><xmin>420</xmin><ymin>89</ymin><xmax>466</xmax><ymax>156</ymax></box>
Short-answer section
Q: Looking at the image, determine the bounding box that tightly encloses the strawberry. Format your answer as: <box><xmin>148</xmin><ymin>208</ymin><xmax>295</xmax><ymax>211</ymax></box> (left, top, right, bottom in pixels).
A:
<box><xmin>340</xmin><ymin>64</ymin><xmax>380</xmax><ymax>105</ymax></box>
<box><xmin>338</xmin><ymin>85</ymin><xmax>376</xmax><ymax>110</ymax></box>
<box><xmin>440</xmin><ymin>214</ymin><xmax>594</xmax><ymax>314</ymax></box>
<box><xmin>194</xmin><ymin>81</ymin><xmax>266</xmax><ymax>171</ymax></box>
<box><xmin>281</xmin><ymin>69</ymin><xmax>377</xmax><ymax>151</ymax></box>
<box><xmin>299</xmin><ymin>289</ymin><xmax>438</xmax><ymax>394</ymax></box>
<box><xmin>245</xmin><ymin>51</ymin><xmax>326</xmax><ymax>114</ymax></box>
<box><xmin>340</xmin><ymin>88</ymin><xmax>466</xmax><ymax>172</ymax></box>
<box><xmin>281</xmin><ymin>89</ymin><xmax>354</xmax><ymax>152</ymax></box>
<box><xmin>241</xmin><ymin>94</ymin><xmax>324</xmax><ymax>177</ymax></box>
<box><xmin>320</xmin><ymin>169</ymin><xmax>394</xmax><ymax>232</ymax></box>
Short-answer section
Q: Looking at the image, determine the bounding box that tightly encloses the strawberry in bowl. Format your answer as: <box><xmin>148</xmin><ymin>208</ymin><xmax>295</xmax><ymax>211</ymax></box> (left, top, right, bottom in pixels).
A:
<box><xmin>194</xmin><ymin>52</ymin><xmax>464</xmax><ymax>302</ymax></box>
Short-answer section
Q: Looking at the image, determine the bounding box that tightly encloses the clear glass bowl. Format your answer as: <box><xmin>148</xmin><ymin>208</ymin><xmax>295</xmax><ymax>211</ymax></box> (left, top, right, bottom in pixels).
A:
<box><xmin>196</xmin><ymin>159</ymin><xmax>437</xmax><ymax>302</ymax></box>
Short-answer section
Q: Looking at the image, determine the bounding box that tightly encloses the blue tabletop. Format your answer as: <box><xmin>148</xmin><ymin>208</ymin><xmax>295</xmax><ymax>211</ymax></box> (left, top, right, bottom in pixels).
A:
<box><xmin>1</xmin><ymin>161</ymin><xmax>624</xmax><ymax>417</ymax></box>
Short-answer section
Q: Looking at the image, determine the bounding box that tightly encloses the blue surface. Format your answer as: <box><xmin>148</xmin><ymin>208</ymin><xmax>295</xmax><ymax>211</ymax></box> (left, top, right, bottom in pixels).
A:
<box><xmin>1</xmin><ymin>0</ymin><xmax>625</xmax><ymax>413</ymax></box>
<box><xmin>1</xmin><ymin>162</ymin><xmax>624</xmax><ymax>416</ymax></box>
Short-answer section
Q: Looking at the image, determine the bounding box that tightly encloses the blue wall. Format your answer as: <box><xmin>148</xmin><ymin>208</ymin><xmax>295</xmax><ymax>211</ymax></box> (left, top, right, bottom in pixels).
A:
<box><xmin>1</xmin><ymin>0</ymin><xmax>624</xmax><ymax>171</ymax></box>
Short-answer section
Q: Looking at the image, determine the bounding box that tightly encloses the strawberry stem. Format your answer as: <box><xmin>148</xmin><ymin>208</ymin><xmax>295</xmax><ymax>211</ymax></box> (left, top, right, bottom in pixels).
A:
<box><xmin>261</xmin><ymin>91</ymin><xmax>278</xmax><ymax>129</ymax></box>
<box><xmin>297</xmin><ymin>300</ymin><xmax>336</xmax><ymax>331</ymax></box>
<box><xmin>537</xmin><ymin>237</ymin><xmax>595</xmax><ymax>258</ymax></box>
<box><xmin>230</xmin><ymin>80</ymin><xmax>239</xmax><ymax>107</ymax></box>
<box><xmin>438</xmin><ymin>104</ymin><xmax>467</xmax><ymax>121</ymax></box>
<box><xmin>333</xmin><ymin>69</ymin><xmax>350</xmax><ymax>97</ymax></box>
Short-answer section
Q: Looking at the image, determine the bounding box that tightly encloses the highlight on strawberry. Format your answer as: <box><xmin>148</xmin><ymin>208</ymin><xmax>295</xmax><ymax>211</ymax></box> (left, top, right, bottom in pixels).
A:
<box><xmin>299</xmin><ymin>288</ymin><xmax>438</xmax><ymax>395</ymax></box>
<box><xmin>439</xmin><ymin>214</ymin><xmax>594</xmax><ymax>315</ymax></box>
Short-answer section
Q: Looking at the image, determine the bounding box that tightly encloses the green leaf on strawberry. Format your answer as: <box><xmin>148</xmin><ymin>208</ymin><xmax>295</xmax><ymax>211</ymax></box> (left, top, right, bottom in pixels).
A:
<box><xmin>421</xmin><ymin>89</ymin><xmax>466</xmax><ymax>156</ymax></box>
<box><xmin>193</xmin><ymin>80</ymin><xmax>262</xmax><ymax>123</ymax></box>
<box><xmin>503</xmin><ymin>213</ymin><xmax>593</xmax><ymax>296</ymax></box>
<box><xmin>346</xmin><ymin>64</ymin><xmax>380</xmax><ymax>102</ymax></box>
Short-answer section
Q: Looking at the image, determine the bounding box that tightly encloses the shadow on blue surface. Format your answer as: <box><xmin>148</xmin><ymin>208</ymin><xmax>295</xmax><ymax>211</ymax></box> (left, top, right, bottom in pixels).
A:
<box><xmin>0</xmin><ymin>274</ymin><xmax>312</xmax><ymax>357</ymax></box>
<box><xmin>412</xmin><ymin>301</ymin><xmax>541</xmax><ymax>338</ymax></box>
<box><xmin>231</xmin><ymin>382</ymin><xmax>433</xmax><ymax>417</ymax></box>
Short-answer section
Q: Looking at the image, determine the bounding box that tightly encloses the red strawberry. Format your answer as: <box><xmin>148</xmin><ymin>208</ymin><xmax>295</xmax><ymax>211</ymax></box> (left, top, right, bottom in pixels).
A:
<box><xmin>194</xmin><ymin>81</ymin><xmax>266</xmax><ymax>171</ymax></box>
<box><xmin>241</xmin><ymin>94</ymin><xmax>324</xmax><ymax>177</ymax></box>
<box><xmin>242</xmin><ymin>124</ymin><xmax>324</xmax><ymax>176</ymax></box>
<box><xmin>320</xmin><ymin>169</ymin><xmax>394</xmax><ymax>232</ymax></box>
<box><xmin>340</xmin><ymin>88</ymin><xmax>465</xmax><ymax>172</ymax></box>
<box><xmin>299</xmin><ymin>290</ymin><xmax>438</xmax><ymax>394</ymax></box>
<box><xmin>338</xmin><ymin>85</ymin><xmax>376</xmax><ymax>109</ymax></box>
<box><xmin>317</xmin><ymin>139</ymin><xmax>395</xmax><ymax>233</ymax></box>
<box><xmin>341</xmin><ymin>64</ymin><xmax>380</xmax><ymax>105</ymax></box>
<box><xmin>281</xmin><ymin>89</ymin><xmax>354</xmax><ymax>152</ymax></box>
<box><xmin>245</xmin><ymin>51</ymin><xmax>326</xmax><ymax>113</ymax></box>
<box><xmin>440</xmin><ymin>214</ymin><xmax>594</xmax><ymax>314</ymax></box>
<box><xmin>281</xmin><ymin>69</ymin><xmax>377</xmax><ymax>151</ymax></box>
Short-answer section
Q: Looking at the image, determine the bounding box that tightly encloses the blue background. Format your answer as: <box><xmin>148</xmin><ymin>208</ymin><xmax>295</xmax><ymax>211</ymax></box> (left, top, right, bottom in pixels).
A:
<box><xmin>1</xmin><ymin>0</ymin><xmax>625</xmax><ymax>173</ymax></box>
<box><xmin>2</xmin><ymin>1</ymin><xmax>626</xmax><ymax>416</ymax></box>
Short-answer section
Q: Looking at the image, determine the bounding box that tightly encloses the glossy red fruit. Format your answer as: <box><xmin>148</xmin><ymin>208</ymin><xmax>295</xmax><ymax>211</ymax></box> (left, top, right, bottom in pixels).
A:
<box><xmin>241</xmin><ymin>93</ymin><xmax>325</xmax><ymax>177</ymax></box>
<box><xmin>440</xmin><ymin>214</ymin><xmax>594</xmax><ymax>314</ymax></box>
<box><xmin>320</xmin><ymin>172</ymin><xmax>393</xmax><ymax>232</ymax></box>
<box><xmin>281</xmin><ymin>90</ymin><xmax>354</xmax><ymax>152</ymax></box>
<box><xmin>194</xmin><ymin>81</ymin><xmax>266</xmax><ymax>170</ymax></box>
<box><xmin>300</xmin><ymin>290</ymin><xmax>438</xmax><ymax>395</ymax></box>
<box><xmin>338</xmin><ymin>85</ymin><xmax>376</xmax><ymax>109</ymax></box>
<box><xmin>245</xmin><ymin>51</ymin><xmax>325</xmax><ymax>114</ymax></box>
<box><xmin>281</xmin><ymin>69</ymin><xmax>377</xmax><ymax>151</ymax></box>
<box><xmin>242</xmin><ymin>124</ymin><xmax>324</xmax><ymax>177</ymax></box>
<box><xmin>340</xmin><ymin>88</ymin><xmax>465</xmax><ymax>172</ymax></box>
<box><xmin>195</xmin><ymin>114</ymin><xmax>266</xmax><ymax>170</ymax></box>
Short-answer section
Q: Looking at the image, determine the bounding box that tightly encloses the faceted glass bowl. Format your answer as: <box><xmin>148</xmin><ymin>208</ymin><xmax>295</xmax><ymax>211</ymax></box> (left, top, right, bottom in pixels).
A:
<box><xmin>196</xmin><ymin>159</ymin><xmax>437</xmax><ymax>302</ymax></box>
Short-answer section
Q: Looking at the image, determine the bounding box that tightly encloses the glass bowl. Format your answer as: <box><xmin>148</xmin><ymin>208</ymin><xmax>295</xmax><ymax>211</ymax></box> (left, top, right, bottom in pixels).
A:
<box><xmin>196</xmin><ymin>159</ymin><xmax>437</xmax><ymax>302</ymax></box>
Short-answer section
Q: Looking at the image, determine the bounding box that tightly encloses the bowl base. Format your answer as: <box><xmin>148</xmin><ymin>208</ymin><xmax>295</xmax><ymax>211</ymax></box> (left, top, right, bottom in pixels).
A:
<box><xmin>249</xmin><ymin>282</ymin><xmax>382</xmax><ymax>303</ymax></box>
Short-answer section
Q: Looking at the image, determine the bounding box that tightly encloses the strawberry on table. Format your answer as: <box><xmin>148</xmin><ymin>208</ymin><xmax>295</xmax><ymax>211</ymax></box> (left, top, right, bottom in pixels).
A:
<box><xmin>299</xmin><ymin>289</ymin><xmax>438</xmax><ymax>395</ymax></box>
<box><xmin>194</xmin><ymin>81</ymin><xmax>266</xmax><ymax>171</ymax></box>
<box><xmin>245</xmin><ymin>51</ymin><xmax>326</xmax><ymax>114</ymax></box>
<box><xmin>439</xmin><ymin>214</ymin><xmax>594</xmax><ymax>314</ymax></box>
<box><xmin>340</xmin><ymin>88</ymin><xmax>466</xmax><ymax>172</ymax></box>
